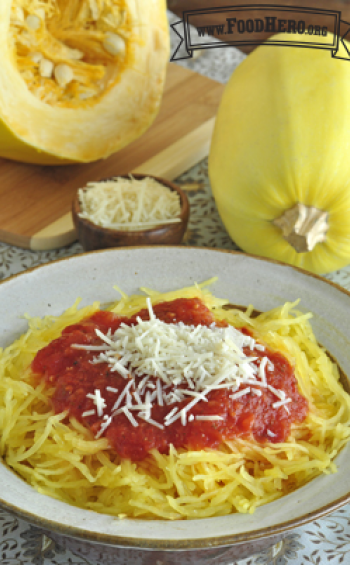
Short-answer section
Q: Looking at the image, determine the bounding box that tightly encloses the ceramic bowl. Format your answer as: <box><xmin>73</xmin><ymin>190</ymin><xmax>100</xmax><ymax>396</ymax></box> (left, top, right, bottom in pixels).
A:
<box><xmin>1</xmin><ymin>247</ymin><xmax>350</xmax><ymax>565</ymax></box>
<box><xmin>72</xmin><ymin>174</ymin><xmax>189</xmax><ymax>251</ymax></box>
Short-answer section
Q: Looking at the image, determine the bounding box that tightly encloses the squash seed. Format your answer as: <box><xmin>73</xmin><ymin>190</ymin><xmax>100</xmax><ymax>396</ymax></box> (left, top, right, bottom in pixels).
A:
<box><xmin>54</xmin><ymin>64</ymin><xmax>74</xmax><ymax>88</ymax></box>
<box><xmin>39</xmin><ymin>58</ymin><xmax>54</xmax><ymax>78</ymax></box>
<box><xmin>103</xmin><ymin>33</ymin><xmax>125</xmax><ymax>56</ymax></box>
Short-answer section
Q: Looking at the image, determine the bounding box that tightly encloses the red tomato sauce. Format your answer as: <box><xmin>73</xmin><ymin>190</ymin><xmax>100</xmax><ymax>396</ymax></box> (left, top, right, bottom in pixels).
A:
<box><xmin>31</xmin><ymin>298</ymin><xmax>308</xmax><ymax>461</ymax></box>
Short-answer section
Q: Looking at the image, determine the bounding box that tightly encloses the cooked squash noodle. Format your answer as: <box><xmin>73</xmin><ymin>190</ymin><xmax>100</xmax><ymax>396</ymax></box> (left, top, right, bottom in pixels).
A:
<box><xmin>1</xmin><ymin>280</ymin><xmax>350</xmax><ymax>519</ymax></box>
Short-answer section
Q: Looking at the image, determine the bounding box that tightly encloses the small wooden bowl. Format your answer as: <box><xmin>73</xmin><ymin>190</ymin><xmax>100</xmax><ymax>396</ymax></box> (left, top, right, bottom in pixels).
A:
<box><xmin>72</xmin><ymin>174</ymin><xmax>190</xmax><ymax>251</ymax></box>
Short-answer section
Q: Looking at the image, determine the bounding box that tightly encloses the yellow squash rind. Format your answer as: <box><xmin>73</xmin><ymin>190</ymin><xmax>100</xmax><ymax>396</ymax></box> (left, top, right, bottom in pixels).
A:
<box><xmin>209</xmin><ymin>33</ymin><xmax>350</xmax><ymax>274</ymax></box>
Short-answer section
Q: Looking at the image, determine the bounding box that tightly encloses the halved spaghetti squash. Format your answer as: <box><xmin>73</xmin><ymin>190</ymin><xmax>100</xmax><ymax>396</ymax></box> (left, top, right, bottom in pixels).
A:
<box><xmin>0</xmin><ymin>0</ymin><xmax>169</xmax><ymax>164</ymax></box>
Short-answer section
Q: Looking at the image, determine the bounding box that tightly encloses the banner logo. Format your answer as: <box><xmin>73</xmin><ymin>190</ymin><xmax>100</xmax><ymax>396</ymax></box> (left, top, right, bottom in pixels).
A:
<box><xmin>171</xmin><ymin>4</ymin><xmax>350</xmax><ymax>61</ymax></box>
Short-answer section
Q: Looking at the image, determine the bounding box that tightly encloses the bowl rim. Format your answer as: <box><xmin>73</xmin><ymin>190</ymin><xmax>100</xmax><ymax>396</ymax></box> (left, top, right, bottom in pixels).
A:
<box><xmin>72</xmin><ymin>173</ymin><xmax>189</xmax><ymax>236</ymax></box>
<box><xmin>1</xmin><ymin>246</ymin><xmax>350</xmax><ymax>550</ymax></box>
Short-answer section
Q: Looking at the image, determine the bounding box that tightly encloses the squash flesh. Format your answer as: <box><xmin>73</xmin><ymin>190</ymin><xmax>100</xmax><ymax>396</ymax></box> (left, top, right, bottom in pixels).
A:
<box><xmin>0</xmin><ymin>0</ymin><xmax>169</xmax><ymax>164</ymax></box>
<box><xmin>209</xmin><ymin>34</ymin><xmax>350</xmax><ymax>275</ymax></box>
<box><xmin>11</xmin><ymin>0</ymin><xmax>131</xmax><ymax>107</ymax></box>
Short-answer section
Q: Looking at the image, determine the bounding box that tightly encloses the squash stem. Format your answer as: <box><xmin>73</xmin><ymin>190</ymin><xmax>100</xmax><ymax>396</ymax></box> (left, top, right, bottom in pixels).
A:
<box><xmin>272</xmin><ymin>203</ymin><xmax>329</xmax><ymax>253</ymax></box>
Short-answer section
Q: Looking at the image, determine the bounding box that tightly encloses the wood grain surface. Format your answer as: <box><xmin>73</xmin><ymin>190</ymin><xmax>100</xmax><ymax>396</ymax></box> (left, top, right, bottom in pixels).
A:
<box><xmin>0</xmin><ymin>63</ymin><xmax>224</xmax><ymax>251</ymax></box>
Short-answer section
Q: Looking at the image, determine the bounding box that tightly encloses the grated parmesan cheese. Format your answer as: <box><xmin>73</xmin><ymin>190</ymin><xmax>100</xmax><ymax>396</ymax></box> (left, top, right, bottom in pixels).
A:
<box><xmin>77</xmin><ymin>300</ymin><xmax>292</xmax><ymax>437</ymax></box>
<box><xmin>86</xmin><ymin>389</ymin><xmax>106</xmax><ymax>417</ymax></box>
<box><xmin>78</xmin><ymin>176</ymin><xmax>182</xmax><ymax>231</ymax></box>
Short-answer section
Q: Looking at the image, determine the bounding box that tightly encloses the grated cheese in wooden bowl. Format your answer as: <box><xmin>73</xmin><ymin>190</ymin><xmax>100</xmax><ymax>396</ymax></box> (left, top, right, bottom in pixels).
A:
<box><xmin>78</xmin><ymin>176</ymin><xmax>182</xmax><ymax>231</ymax></box>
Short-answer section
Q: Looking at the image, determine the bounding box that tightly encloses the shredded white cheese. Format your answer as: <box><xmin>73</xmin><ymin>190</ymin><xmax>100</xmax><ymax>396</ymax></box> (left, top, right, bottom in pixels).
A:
<box><xmin>86</xmin><ymin>389</ymin><xmax>106</xmax><ymax>417</ymax></box>
<box><xmin>82</xmin><ymin>409</ymin><xmax>96</xmax><ymax>418</ymax></box>
<box><xmin>77</xmin><ymin>301</ymin><xmax>292</xmax><ymax>437</ymax></box>
<box><xmin>78</xmin><ymin>176</ymin><xmax>182</xmax><ymax>231</ymax></box>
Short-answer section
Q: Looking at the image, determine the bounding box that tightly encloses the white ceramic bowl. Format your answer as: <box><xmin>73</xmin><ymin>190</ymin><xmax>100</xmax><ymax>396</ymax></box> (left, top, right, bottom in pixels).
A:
<box><xmin>1</xmin><ymin>247</ymin><xmax>350</xmax><ymax>565</ymax></box>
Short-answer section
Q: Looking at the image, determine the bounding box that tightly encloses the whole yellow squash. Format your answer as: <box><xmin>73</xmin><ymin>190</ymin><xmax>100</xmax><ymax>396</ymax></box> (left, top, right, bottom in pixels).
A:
<box><xmin>209</xmin><ymin>33</ymin><xmax>350</xmax><ymax>275</ymax></box>
<box><xmin>0</xmin><ymin>0</ymin><xmax>169</xmax><ymax>164</ymax></box>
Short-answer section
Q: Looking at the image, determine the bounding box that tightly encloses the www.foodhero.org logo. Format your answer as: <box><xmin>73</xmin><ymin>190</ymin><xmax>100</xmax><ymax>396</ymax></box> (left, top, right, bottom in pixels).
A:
<box><xmin>199</xmin><ymin>16</ymin><xmax>327</xmax><ymax>37</ymax></box>
<box><xmin>171</xmin><ymin>4</ymin><xmax>350</xmax><ymax>61</ymax></box>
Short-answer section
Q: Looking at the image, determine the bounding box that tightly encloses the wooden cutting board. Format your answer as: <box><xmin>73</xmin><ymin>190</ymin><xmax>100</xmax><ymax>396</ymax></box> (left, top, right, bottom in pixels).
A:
<box><xmin>0</xmin><ymin>63</ymin><xmax>224</xmax><ymax>251</ymax></box>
